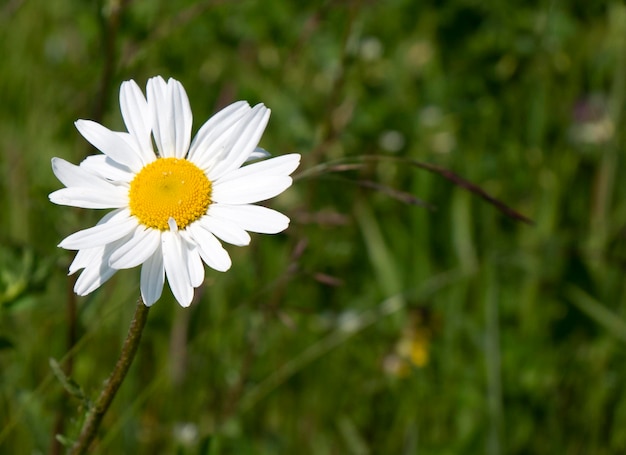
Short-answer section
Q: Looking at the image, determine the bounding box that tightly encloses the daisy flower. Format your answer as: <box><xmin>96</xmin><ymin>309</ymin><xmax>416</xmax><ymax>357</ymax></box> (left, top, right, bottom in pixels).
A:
<box><xmin>50</xmin><ymin>76</ymin><xmax>300</xmax><ymax>307</ymax></box>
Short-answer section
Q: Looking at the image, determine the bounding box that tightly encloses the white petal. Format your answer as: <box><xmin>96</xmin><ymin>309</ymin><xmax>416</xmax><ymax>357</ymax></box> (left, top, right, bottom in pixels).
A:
<box><xmin>52</xmin><ymin>157</ymin><xmax>117</xmax><ymax>189</ymax></box>
<box><xmin>58</xmin><ymin>209</ymin><xmax>136</xmax><ymax>250</ymax></box>
<box><xmin>207</xmin><ymin>104</ymin><xmax>270</xmax><ymax>181</ymax></box>
<box><xmin>147</xmin><ymin>76</ymin><xmax>170</xmax><ymax>157</ymax></box>
<box><xmin>171</xmin><ymin>78</ymin><xmax>193</xmax><ymax>158</ymax></box>
<box><xmin>75</xmin><ymin>120</ymin><xmax>144</xmax><ymax>171</ymax></box>
<box><xmin>216</xmin><ymin>154</ymin><xmax>300</xmax><ymax>183</ymax></box>
<box><xmin>162</xmin><ymin>230</ymin><xmax>193</xmax><ymax>307</ymax></box>
<box><xmin>69</xmin><ymin>246</ymin><xmax>104</xmax><ymax>274</ymax></box>
<box><xmin>80</xmin><ymin>155</ymin><xmax>135</xmax><ymax>183</ymax></box>
<box><xmin>49</xmin><ymin>187</ymin><xmax>128</xmax><ymax>209</ymax></box>
<box><xmin>211</xmin><ymin>176</ymin><xmax>293</xmax><ymax>205</ymax></box>
<box><xmin>85</xmin><ymin>206</ymin><xmax>125</xmax><ymax>225</ymax></box>
<box><xmin>120</xmin><ymin>79</ymin><xmax>155</xmax><ymax>164</ymax></box>
<box><xmin>187</xmin><ymin>101</ymin><xmax>251</xmax><ymax>165</ymax></box>
<box><xmin>148</xmin><ymin>76</ymin><xmax>192</xmax><ymax>159</ymax></box>
<box><xmin>186</xmin><ymin>223</ymin><xmax>231</xmax><ymax>272</ymax></box>
<box><xmin>73</xmin><ymin>238</ymin><xmax>128</xmax><ymax>295</ymax></box>
<box><xmin>208</xmin><ymin>204</ymin><xmax>290</xmax><ymax>234</ymax></box>
<box><xmin>245</xmin><ymin>147</ymin><xmax>271</xmax><ymax>162</ymax></box>
<box><xmin>108</xmin><ymin>227</ymin><xmax>160</xmax><ymax>269</ymax></box>
<box><xmin>183</xmin><ymin>239</ymin><xmax>205</xmax><ymax>287</ymax></box>
<box><xmin>74</xmin><ymin>260</ymin><xmax>117</xmax><ymax>296</ymax></box>
<box><xmin>168</xmin><ymin>217</ymin><xmax>178</xmax><ymax>232</ymax></box>
<box><xmin>199</xmin><ymin>215</ymin><xmax>251</xmax><ymax>246</ymax></box>
<box><xmin>141</xmin><ymin>244</ymin><xmax>165</xmax><ymax>306</ymax></box>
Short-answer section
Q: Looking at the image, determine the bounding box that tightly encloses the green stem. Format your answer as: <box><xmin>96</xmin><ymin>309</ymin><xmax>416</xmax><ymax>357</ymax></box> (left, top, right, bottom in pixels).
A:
<box><xmin>69</xmin><ymin>297</ymin><xmax>150</xmax><ymax>455</ymax></box>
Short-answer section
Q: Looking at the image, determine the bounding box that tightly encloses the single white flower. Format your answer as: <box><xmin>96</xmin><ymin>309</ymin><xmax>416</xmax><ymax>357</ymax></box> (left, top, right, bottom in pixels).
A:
<box><xmin>50</xmin><ymin>76</ymin><xmax>300</xmax><ymax>307</ymax></box>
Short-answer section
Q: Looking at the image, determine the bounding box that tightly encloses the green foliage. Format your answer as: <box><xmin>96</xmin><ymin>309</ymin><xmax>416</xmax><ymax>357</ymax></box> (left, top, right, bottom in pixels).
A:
<box><xmin>1</xmin><ymin>0</ymin><xmax>625</xmax><ymax>453</ymax></box>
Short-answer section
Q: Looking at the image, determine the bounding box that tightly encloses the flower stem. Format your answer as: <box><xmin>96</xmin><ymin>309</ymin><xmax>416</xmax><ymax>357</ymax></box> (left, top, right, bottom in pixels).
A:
<box><xmin>69</xmin><ymin>297</ymin><xmax>150</xmax><ymax>455</ymax></box>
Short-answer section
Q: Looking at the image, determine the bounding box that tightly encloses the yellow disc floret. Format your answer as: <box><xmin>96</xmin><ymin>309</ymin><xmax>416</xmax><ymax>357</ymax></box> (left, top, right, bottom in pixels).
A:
<box><xmin>129</xmin><ymin>158</ymin><xmax>212</xmax><ymax>231</ymax></box>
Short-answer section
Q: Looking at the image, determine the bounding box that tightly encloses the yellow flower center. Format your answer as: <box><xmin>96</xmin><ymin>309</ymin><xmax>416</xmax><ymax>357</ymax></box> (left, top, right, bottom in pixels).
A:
<box><xmin>129</xmin><ymin>158</ymin><xmax>212</xmax><ymax>231</ymax></box>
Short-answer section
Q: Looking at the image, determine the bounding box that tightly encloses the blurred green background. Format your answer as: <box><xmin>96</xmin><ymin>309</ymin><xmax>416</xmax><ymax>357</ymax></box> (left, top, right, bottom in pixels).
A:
<box><xmin>1</xmin><ymin>0</ymin><xmax>625</xmax><ymax>453</ymax></box>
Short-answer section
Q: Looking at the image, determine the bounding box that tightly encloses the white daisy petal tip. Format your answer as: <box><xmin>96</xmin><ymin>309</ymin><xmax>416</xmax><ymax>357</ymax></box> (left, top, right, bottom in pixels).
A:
<box><xmin>178</xmin><ymin>296</ymin><xmax>194</xmax><ymax>308</ymax></box>
<box><xmin>140</xmin><ymin>248</ymin><xmax>164</xmax><ymax>306</ymax></box>
<box><xmin>168</xmin><ymin>217</ymin><xmax>178</xmax><ymax>232</ymax></box>
<box><xmin>245</xmin><ymin>147</ymin><xmax>271</xmax><ymax>163</ymax></box>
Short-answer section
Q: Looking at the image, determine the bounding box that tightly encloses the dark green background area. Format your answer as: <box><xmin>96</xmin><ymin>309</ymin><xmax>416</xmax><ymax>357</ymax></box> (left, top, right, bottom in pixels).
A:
<box><xmin>1</xmin><ymin>0</ymin><xmax>625</xmax><ymax>453</ymax></box>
